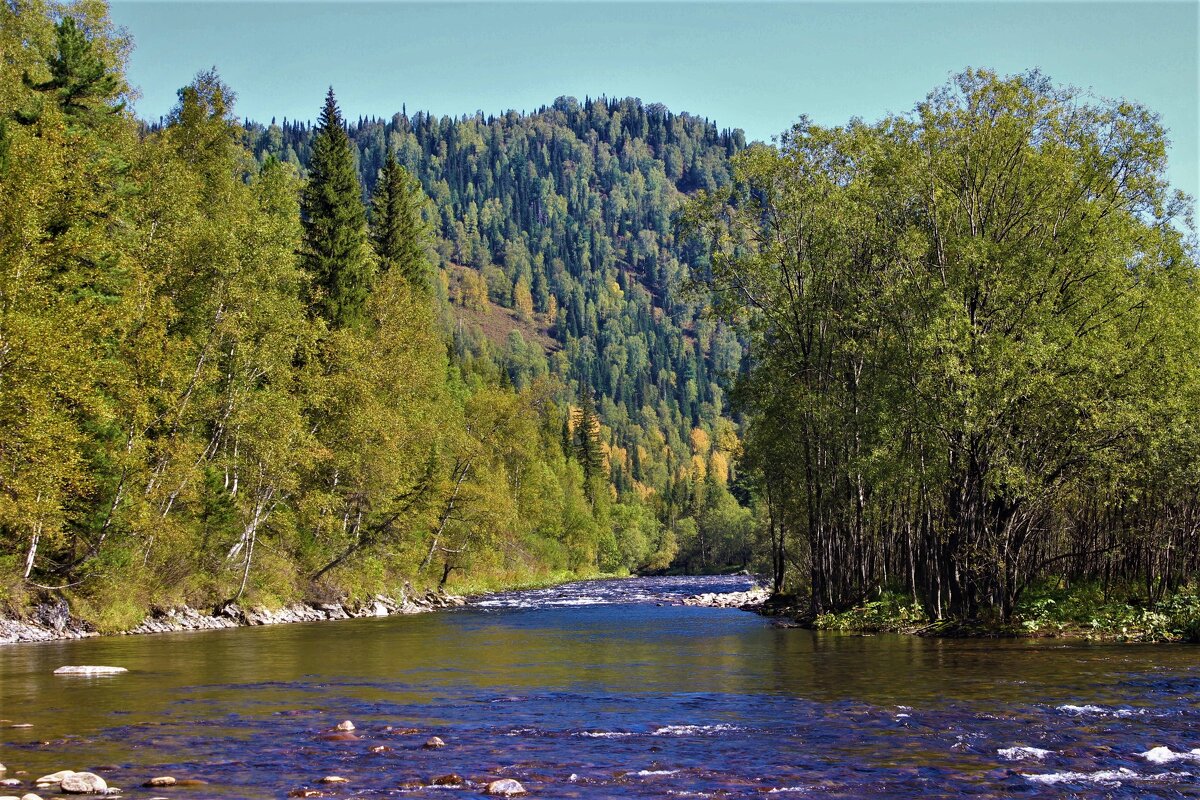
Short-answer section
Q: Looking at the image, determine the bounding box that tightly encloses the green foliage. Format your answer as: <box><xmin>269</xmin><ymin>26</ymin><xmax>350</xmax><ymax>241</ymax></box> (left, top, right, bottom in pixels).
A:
<box><xmin>812</xmin><ymin>592</ymin><xmax>928</xmax><ymax>633</ymax></box>
<box><xmin>0</xmin><ymin>7</ymin><xmax>631</xmax><ymax>625</ymax></box>
<box><xmin>1017</xmin><ymin>582</ymin><xmax>1200</xmax><ymax>642</ymax></box>
<box><xmin>691</xmin><ymin>68</ymin><xmax>1200</xmax><ymax>623</ymax></box>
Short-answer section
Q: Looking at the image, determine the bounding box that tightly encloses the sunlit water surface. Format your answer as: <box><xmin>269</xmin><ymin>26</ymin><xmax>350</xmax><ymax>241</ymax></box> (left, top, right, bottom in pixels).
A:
<box><xmin>1</xmin><ymin>576</ymin><xmax>1198</xmax><ymax>798</ymax></box>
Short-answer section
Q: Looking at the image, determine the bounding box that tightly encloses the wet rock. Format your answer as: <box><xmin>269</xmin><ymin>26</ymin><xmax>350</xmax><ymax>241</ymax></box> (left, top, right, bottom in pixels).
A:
<box><xmin>174</xmin><ymin>779</ymin><xmax>208</xmax><ymax>786</ymax></box>
<box><xmin>142</xmin><ymin>777</ymin><xmax>175</xmax><ymax>787</ymax></box>
<box><xmin>319</xmin><ymin>731</ymin><xmax>358</xmax><ymax>742</ymax></box>
<box><xmin>485</xmin><ymin>779</ymin><xmax>527</xmax><ymax>796</ymax></box>
<box><xmin>430</xmin><ymin>774</ymin><xmax>464</xmax><ymax>786</ymax></box>
<box><xmin>682</xmin><ymin>587</ymin><xmax>770</xmax><ymax>609</ymax></box>
<box><xmin>318</xmin><ymin>776</ymin><xmax>349</xmax><ymax>784</ymax></box>
<box><xmin>59</xmin><ymin>772</ymin><xmax>107</xmax><ymax>793</ymax></box>
<box><xmin>368</xmin><ymin>745</ymin><xmax>390</xmax><ymax>753</ymax></box>
<box><xmin>390</xmin><ymin>727</ymin><xmax>421</xmax><ymax>735</ymax></box>
<box><xmin>423</xmin><ymin>736</ymin><xmax>445</xmax><ymax>749</ymax></box>
<box><xmin>34</xmin><ymin>770</ymin><xmax>73</xmax><ymax>787</ymax></box>
<box><xmin>0</xmin><ymin>781</ymin><xmax>18</xmax><ymax>788</ymax></box>
<box><xmin>53</xmin><ymin>666</ymin><xmax>127</xmax><ymax>676</ymax></box>
<box><xmin>335</xmin><ymin>720</ymin><xmax>355</xmax><ymax>731</ymax></box>
<box><xmin>288</xmin><ymin>790</ymin><xmax>323</xmax><ymax>798</ymax></box>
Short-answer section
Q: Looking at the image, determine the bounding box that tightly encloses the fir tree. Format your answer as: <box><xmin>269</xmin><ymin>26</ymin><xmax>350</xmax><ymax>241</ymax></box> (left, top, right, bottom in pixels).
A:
<box><xmin>301</xmin><ymin>88</ymin><xmax>371</xmax><ymax>329</ymax></box>
<box><xmin>573</xmin><ymin>386</ymin><xmax>603</xmax><ymax>488</ymax></box>
<box><xmin>21</xmin><ymin>16</ymin><xmax>124</xmax><ymax>126</ymax></box>
<box><xmin>369</xmin><ymin>147</ymin><xmax>427</xmax><ymax>286</ymax></box>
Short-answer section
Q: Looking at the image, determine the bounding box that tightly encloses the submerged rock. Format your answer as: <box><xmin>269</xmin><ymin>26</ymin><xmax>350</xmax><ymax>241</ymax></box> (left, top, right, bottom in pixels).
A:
<box><xmin>53</xmin><ymin>666</ymin><xmax>127</xmax><ymax>676</ymax></box>
<box><xmin>142</xmin><ymin>777</ymin><xmax>175</xmax><ymax>787</ymax></box>
<box><xmin>485</xmin><ymin>778</ymin><xmax>527</xmax><ymax>796</ymax></box>
<box><xmin>318</xmin><ymin>776</ymin><xmax>349</xmax><ymax>784</ymax></box>
<box><xmin>335</xmin><ymin>720</ymin><xmax>355</xmax><ymax>731</ymax></box>
<box><xmin>59</xmin><ymin>772</ymin><xmax>107</xmax><ymax>794</ymax></box>
<box><xmin>423</xmin><ymin>736</ymin><xmax>445</xmax><ymax>749</ymax></box>
<box><xmin>430</xmin><ymin>774</ymin><xmax>464</xmax><ymax>786</ymax></box>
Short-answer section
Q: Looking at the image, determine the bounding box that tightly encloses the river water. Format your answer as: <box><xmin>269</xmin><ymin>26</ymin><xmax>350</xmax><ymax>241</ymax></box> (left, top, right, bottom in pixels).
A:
<box><xmin>0</xmin><ymin>576</ymin><xmax>1197</xmax><ymax>798</ymax></box>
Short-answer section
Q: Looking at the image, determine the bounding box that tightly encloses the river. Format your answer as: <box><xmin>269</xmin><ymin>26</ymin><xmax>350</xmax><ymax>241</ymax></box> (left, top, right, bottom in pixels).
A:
<box><xmin>0</xmin><ymin>576</ymin><xmax>1197</xmax><ymax>798</ymax></box>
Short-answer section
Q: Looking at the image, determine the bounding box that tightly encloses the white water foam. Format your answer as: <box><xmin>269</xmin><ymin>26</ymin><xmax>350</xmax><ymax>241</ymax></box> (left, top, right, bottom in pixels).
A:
<box><xmin>1056</xmin><ymin>703</ymin><xmax>1142</xmax><ymax>718</ymax></box>
<box><xmin>1141</xmin><ymin>746</ymin><xmax>1200</xmax><ymax>764</ymax></box>
<box><xmin>653</xmin><ymin>724</ymin><xmax>742</xmax><ymax>736</ymax></box>
<box><xmin>998</xmin><ymin>746</ymin><xmax>1053</xmax><ymax>761</ymax></box>
<box><xmin>632</xmin><ymin>769</ymin><xmax>680</xmax><ymax>776</ymax></box>
<box><xmin>1024</xmin><ymin>767</ymin><xmax>1188</xmax><ymax>786</ymax></box>
<box><xmin>766</xmin><ymin>788</ymin><xmax>808</xmax><ymax>794</ymax></box>
<box><xmin>575</xmin><ymin>730</ymin><xmax>635</xmax><ymax>738</ymax></box>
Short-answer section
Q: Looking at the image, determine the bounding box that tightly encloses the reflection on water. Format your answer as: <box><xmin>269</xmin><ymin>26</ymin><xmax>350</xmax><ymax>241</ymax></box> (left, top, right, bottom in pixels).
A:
<box><xmin>0</xmin><ymin>576</ymin><xmax>1197</xmax><ymax>798</ymax></box>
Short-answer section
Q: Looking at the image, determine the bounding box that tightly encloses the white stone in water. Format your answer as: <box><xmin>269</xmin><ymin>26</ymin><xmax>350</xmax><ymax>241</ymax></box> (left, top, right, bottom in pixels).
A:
<box><xmin>319</xmin><ymin>776</ymin><xmax>349</xmax><ymax>784</ymax></box>
<box><xmin>22</xmin><ymin>794</ymin><xmax>44</xmax><ymax>800</ymax></box>
<box><xmin>59</xmin><ymin>772</ymin><xmax>107</xmax><ymax>794</ymax></box>
<box><xmin>485</xmin><ymin>778</ymin><xmax>527</xmax><ymax>796</ymax></box>
<box><xmin>423</xmin><ymin>735</ymin><xmax>445</xmax><ymax>748</ymax></box>
<box><xmin>335</xmin><ymin>720</ymin><xmax>355</xmax><ymax>731</ymax></box>
<box><xmin>53</xmin><ymin>666</ymin><xmax>127</xmax><ymax>675</ymax></box>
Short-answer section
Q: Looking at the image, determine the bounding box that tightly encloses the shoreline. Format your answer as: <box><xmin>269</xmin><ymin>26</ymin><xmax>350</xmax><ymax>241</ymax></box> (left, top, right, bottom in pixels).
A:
<box><xmin>0</xmin><ymin>574</ymin><xmax>762</xmax><ymax>646</ymax></box>
<box><xmin>0</xmin><ymin>590</ymin><xmax>468</xmax><ymax>646</ymax></box>
<box><xmin>752</xmin><ymin>595</ymin><xmax>1200</xmax><ymax>644</ymax></box>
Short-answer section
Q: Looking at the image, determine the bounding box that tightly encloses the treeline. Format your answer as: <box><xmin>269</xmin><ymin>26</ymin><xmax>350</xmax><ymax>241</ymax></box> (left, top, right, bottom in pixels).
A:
<box><xmin>0</xmin><ymin>0</ymin><xmax>685</xmax><ymax>628</ymax></box>
<box><xmin>690</xmin><ymin>70</ymin><xmax>1200</xmax><ymax>621</ymax></box>
<box><xmin>244</xmin><ymin>97</ymin><xmax>756</xmax><ymax>572</ymax></box>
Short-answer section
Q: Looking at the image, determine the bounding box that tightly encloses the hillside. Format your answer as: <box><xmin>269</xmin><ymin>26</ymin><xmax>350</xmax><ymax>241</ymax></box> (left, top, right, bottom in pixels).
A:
<box><xmin>250</xmin><ymin>98</ymin><xmax>755</xmax><ymax>570</ymax></box>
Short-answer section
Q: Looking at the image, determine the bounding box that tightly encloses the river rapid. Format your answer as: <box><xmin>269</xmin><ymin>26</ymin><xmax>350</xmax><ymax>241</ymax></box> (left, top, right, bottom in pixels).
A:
<box><xmin>0</xmin><ymin>575</ymin><xmax>1197</xmax><ymax>798</ymax></box>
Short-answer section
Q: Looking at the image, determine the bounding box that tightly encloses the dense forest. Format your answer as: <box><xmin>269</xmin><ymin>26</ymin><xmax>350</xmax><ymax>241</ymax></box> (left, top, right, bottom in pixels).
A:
<box><xmin>242</xmin><ymin>94</ymin><xmax>756</xmax><ymax>572</ymax></box>
<box><xmin>0</xmin><ymin>0</ymin><xmax>751</xmax><ymax>630</ymax></box>
<box><xmin>688</xmin><ymin>70</ymin><xmax>1200</xmax><ymax>626</ymax></box>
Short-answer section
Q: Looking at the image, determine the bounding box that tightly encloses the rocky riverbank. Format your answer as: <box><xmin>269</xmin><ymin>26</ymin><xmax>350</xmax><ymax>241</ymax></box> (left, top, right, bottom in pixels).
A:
<box><xmin>0</xmin><ymin>590</ymin><xmax>467</xmax><ymax>645</ymax></box>
<box><xmin>680</xmin><ymin>585</ymin><xmax>770</xmax><ymax>610</ymax></box>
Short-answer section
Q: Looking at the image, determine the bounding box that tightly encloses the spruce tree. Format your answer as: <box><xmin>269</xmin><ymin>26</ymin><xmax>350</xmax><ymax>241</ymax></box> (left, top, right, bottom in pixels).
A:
<box><xmin>369</xmin><ymin>147</ymin><xmax>427</xmax><ymax>286</ymax></box>
<box><xmin>573</xmin><ymin>386</ymin><xmax>603</xmax><ymax>488</ymax></box>
<box><xmin>301</xmin><ymin>88</ymin><xmax>371</xmax><ymax>329</ymax></box>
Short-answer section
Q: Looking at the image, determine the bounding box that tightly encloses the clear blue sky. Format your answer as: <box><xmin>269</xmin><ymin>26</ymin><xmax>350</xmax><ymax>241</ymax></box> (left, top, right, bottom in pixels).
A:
<box><xmin>110</xmin><ymin>1</ymin><xmax>1198</xmax><ymax>209</ymax></box>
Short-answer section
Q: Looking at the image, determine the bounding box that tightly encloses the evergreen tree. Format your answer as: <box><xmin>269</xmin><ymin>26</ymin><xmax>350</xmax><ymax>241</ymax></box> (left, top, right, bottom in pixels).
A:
<box><xmin>21</xmin><ymin>16</ymin><xmax>124</xmax><ymax>126</ymax></box>
<box><xmin>573</xmin><ymin>386</ymin><xmax>603</xmax><ymax>488</ymax></box>
<box><xmin>301</xmin><ymin>88</ymin><xmax>371</xmax><ymax>329</ymax></box>
<box><xmin>369</xmin><ymin>147</ymin><xmax>427</xmax><ymax>286</ymax></box>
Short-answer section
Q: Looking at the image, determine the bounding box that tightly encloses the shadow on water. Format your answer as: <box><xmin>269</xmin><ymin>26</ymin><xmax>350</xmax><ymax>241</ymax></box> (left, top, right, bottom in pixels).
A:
<box><xmin>0</xmin><ymin>576</ymin><xmax>1197</xmax><ymax>798</ymax></box>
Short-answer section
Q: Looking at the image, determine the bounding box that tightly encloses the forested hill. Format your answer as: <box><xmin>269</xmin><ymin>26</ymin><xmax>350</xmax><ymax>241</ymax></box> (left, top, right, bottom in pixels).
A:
<box><xmin>248</xmin><ymin>99</ymin><xmax>753</xmax><ymax>561</ymax></box>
